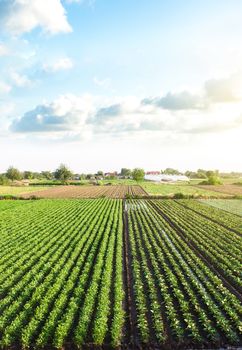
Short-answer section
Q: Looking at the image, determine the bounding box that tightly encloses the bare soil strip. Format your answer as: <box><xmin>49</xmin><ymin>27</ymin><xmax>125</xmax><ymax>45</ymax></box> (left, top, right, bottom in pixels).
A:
<box><xmin>195</xmin><ymin>184</ymin><xmax>242</xmax><ymax>196</ymax></box>
<box><xmin>122</xmin><ymin>200</ymin><xmax>139</xmax><ymax>348</ymax></box>
<box><xmin>149</xmin><ymin>201</ymin><xmax>242</xmax><ymax>302</ymax></box>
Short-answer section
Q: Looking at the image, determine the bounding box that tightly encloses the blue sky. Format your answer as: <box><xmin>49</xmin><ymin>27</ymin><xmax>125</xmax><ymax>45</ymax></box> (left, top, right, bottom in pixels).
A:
<box><xmin>0</xmin><ymin>0</ymin><xmax>242</xmax><ymax>172</ymax></box>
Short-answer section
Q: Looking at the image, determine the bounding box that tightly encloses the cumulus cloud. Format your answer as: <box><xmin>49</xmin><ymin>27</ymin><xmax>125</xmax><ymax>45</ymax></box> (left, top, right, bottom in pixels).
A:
<box><xmin>0</xmin><ymin>0</ymin><xmax>72</xmax><ymax>35</ymax></box>
<box><xmin>10</xmin><ymin>94</ymin><xmax>173</xmax><ymax>136</ymax></box>
<box><xmin>143</xmin><ymin>91</ymin><xmax>207</xmax><ymax>110</ymax></box>
<box><xmin>94</xmin><ymin>104</ymin><xmax>122</xmax><ymax>119</ymax></box>
<box><xmin>204</xmin><ymin>73</ymin><xmax>242</xmax><ymax>102</ymax></box>
<box><xmin>11</xmin><ymin>94</ymin><xmax>95</xmax><ymax>133</ymax></box>
<box><xmin>142</xmin><ymin>72</ymin><xmax>242</xmax><ymax>112</ymax></box>
<box><xmin>12</xmin><ymin>105</ymin><xmax>73</xmax><ymax>132</ymax></box>
<box><xmin>10</xmin><ymin>71</ymin><xmax>32</xmax><ymax>88</ymax></box>
<box><xmin>9</xmin><ymin>85</ymin><xmax>242</xmax><ymax>140</ymax></box>
<box><xmin>42</xmin><ymin>57</ymin><xmax>74</xmax><ymax>73</ymax></box>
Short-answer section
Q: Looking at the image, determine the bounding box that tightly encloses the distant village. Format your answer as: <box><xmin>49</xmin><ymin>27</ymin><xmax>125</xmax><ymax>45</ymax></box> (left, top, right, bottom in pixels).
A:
<box><xmin>1</xmin><ymin>165</ymin><xmax>241</xmax><ymax>186</ymax></box>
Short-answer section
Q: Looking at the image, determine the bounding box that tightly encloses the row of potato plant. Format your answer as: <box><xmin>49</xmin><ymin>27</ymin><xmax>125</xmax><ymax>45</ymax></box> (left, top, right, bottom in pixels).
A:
<box><xmin>152</xmin><ymin>200</ymin><xmax>242</xmax><ymax>288</ymax></box>
<box><xmin>0</xmin><ymin>199</ymin><xmax>124</xmax><ymax>348</ymax></box>
<box><xmin>177</xmin><ymin>199</ymin><xmax>242</xmax><ymax>232</ymax></box>
<box><xmin>126</xmin><ymin>199</ymin><xmax>241</xmax><ymax>346</ymax></box>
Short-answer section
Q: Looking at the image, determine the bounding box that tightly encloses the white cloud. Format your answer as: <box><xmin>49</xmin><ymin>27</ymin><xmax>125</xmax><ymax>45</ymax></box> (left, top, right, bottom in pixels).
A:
<box><xmin>11</xmin><ymin>94</ymin><xmax>95</xmax><ymax>134</ymax></box>
<box><xmin>0</xmin><ymin>81</ymin><xmax>11</xmax><ymax>94</ymax></box>
<box><xmin>10</xmin><ymin>71</ymin><xmax>32</xmax><ymax>88</ymax></box>
<box><xmin>7</xmin><ymin>67</ymin><xmax>242</xmax><ymax>141</ymax></box>
<box><xmin>205</xmin><ymin>73</ymin><xmax>242</xmax><ymax>102</ymax></box>
<box><xmin>0</xmin><ymin>43</ymin><xmax>8</xmax><ymax>56</ymax></box>
<box><xmin>43</xmin><ymin>57</ymin><xmax>74</xmax><ymax>72</ymax></box>
<box><xmin>0</xmin><ymin>103</ymin><xmax>15</xmax><ymax>133</ymax></box>
<box><xmin>0</xmin><ymin>0</ymin><xmax>72</xmax><ymax>35</ymax></box>
<box><xmin>143</xmin><ymin>91</ymin><xmax>207</xmax><ymax>110</ymax></box>
<box><xmin>10</xmin><ymin>92</ymin><xmax>242</xmax><ymax>140</ymax></box>
<box><xmin>143</xmin><ymin>72</ymin><xmax>242</xmax><ymax>110</ymax></box>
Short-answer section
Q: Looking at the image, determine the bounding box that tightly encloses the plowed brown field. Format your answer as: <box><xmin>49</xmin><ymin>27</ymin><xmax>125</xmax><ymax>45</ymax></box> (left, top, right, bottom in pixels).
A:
<box><xmin>22</xmin><ymin>185</ymin><xmax>148</xmax><ymax>199</ymax></box>
<box><xmin>196</xmin><ymin>184</ymin><xmax>242</xmax><ymax>196</ymax></box>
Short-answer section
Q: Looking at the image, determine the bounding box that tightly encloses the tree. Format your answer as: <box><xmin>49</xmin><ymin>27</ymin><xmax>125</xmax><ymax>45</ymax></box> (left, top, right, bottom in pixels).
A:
<box><xmin>199</xmin><ymin>170</ymin><xmax>222</xmax><ymax>185</ymax></box>
<box><xmin>185</xmin><ymin>170</ymin><xmax>207</xmax><ymax>179</ymax></box>
<box><xmin>132</xmin><ymin>168</ymin><xmax>145</xmax><ymax>182</ymax></box>
<box><xmin>54</xmin><ymin>164</ymin><xmax>73</xmax><ymax>183</ymax></box>
<box><xmin>162</xmin><ymin>168</ymin><xmax>180</xmax><ymax>175</ymax></box>
<box><xmin>6</xmin><ymin>166</ymin><xmax>22</xmax><ymax>181</ymax></box>
<box><xmin>206</xmin><ymin>171</ymin><xmax>222</xmax><ymax>185</ymax></box>
<box><xmin>196</xmin><ymin>169</ymin><xmax>207</xmax><ymax>179</ymax></box>
<box><xmin>96</xmin><ymin>171</ymin><xmax>104</xmax><ymax>177</ymax></box>
<box><xmin>185</xmin><ymin>170</ymin><xmax>196</xmax><ymax>178</ymax></box>
<box><xmin>207</xmin><ymin>175</ymin><xmax>222</xmax><ymax>185</ymax></box>
<box><xmin>206</xmin><ymin>170</ymin><xmax>219</xmax><ymax>178</ymax></box>
<box><xmin>79</xmin><ymin>174</ymin><xmax>87</xmax><ymax>180</ymax></box>
<box><xmin>0</xmin><ymin>175</ymin><xmax>9</xmax><ymax>185</ymax></box>
<box><xmin>121</xmin><ymin>168</ymin><xmax>132</xmax><ymax>177</ymax></box>
<box><xmin>41</xmin><ymin>171</ymin><xmax>53</xmax><ymax>180</ymax></box>
<box><xmin>23</xmin><ymin>171</ymin><xmax>34</xmax><ymax>180</ymax></box>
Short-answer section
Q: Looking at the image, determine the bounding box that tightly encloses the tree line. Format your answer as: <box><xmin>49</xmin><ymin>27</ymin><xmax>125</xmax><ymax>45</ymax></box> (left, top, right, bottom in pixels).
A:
<box><xmin>0</xmin><ymin>165</ymin><xmax>146</xmax><ymax>184</ymax></box>
<box><xmin>0</xmin><ymin>165</ymin><xmax>238</xmax><ymax>186</ymax></box>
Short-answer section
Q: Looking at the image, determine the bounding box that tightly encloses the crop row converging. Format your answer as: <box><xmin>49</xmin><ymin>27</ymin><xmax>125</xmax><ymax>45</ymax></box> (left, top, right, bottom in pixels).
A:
<box><xmin>0</xmin><ymin>198</ymin><xmax>241</xmax><ymax>348</ymax></box>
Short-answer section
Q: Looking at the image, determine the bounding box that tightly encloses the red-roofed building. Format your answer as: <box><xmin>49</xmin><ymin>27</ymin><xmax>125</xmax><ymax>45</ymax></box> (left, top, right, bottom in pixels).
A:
<box><xmin>146</xmin><ymin>171</ymin><xmax>161</xmax><ymax>175</ymax></box>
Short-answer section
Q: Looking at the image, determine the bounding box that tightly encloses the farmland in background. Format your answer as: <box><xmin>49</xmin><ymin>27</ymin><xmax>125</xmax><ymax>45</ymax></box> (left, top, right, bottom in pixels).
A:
<box><xmin>0</xmin><ymin>198</ymin><xmax>241</xmax><ymax>349</ymax></box>
<box><xmin>1</xmin><ymin>181</ymin><xmax>238</xmax><ymax>199</ymax></box>
<box><xmin>200</xmin><ymin>199</ymin><xmax>242</xmax><ymax>217</ymax></box>
<box><xmin>189</xmin><ymin>178</ymin><xmax>242</xmax><ymax>185</ymax></box>
<box><xmin>140</xmin><ymin>182</ymin><xmax>227</xmax><ymax>197</ymax></box>
<box><xmin>22</xmin><ymin>185</ymin><xmax>147</xmax><ymax>199</ymax></box>
<box><xmin>0</xmin><ymin>186</ymin><xmax>52</xmax><ymax>196</ymax></box>
<box><xmin>174</xmin><ymin>199</ymin><xmax>242</xmax><ymax>232</ymax></box>
<box><xmin>196</xmin><ymin>184</ymin><xmax>242</xmax><ymax>196</ymax></box>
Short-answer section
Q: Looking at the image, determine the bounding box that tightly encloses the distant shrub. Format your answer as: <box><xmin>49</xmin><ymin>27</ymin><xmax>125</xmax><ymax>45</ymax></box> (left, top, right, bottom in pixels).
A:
<box><xmin>234</xmin><ymin>195</ymin><xmax>242</xmax><ymax>199</ymax></box>
<box><xmin>199</xmin><ymin>176</ymin><xmax>223</xmax><ymax>185</ymax></box>
<box><xmin>0</xmin><ymin>195</ymin><xmax>18</xmax><ymax>200</ymax></box>
<box><xmin>173</xmin><ymin>192</ymin><xmax>185</xmax><ymax>199</ymax></box>
<box><xmin>28</xmin><ymin>195</ymin><xmax>39</xmax><ymax>200</ymax></box>
<box><xmin>0</xmin><ymin>175</ymin><xmax>10</xmax><ymax>185</ymax></box>
<box><xmin>0</xmin><ymin>194</ymin><xmax>40</xmax><ymax>201</ymax></box>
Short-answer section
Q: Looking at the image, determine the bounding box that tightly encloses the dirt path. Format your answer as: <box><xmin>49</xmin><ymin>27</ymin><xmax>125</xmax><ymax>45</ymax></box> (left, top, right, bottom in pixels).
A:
<box><xmin>122</xmin><ymin>200</ymin><xmax>140</xmax><ymax>348</ymax></box>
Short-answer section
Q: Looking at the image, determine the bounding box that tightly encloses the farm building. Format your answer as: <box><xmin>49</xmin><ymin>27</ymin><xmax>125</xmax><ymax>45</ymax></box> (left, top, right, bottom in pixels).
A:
<box><xmin>146</xmin><ymin>171</ymin><xmax>161</xmax><ymax>175</ymax></box>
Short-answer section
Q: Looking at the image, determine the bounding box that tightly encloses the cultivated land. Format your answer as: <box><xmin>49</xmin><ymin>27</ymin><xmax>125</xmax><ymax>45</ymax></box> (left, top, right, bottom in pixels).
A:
<box><xmin>140</xmin><ymin>182</ymin><xmax>229</xmax><ymax>197</ymax></box>
<box><xmin>201</xmin><ymin>199</ymin><xmax>242</xmax><ymax>217</ymax></box>
<box><xmin>22</xmin><ymin>185</ymin><xmax>148</xmax><ymax>199</ymax></box>
<box><xmin>0</xmin><ymin>185</ymin><xmax>52</xmax><ymax>196</ymax></box>
<box><xmin>196</xmin><ymin>184</ymin><xmax>242</xmax><ymax>196</ymax></box>
<box><xmin>179</xmin><ymin>199</ymin><xmax>242</xmax><ymax>232</ymax></box>
<box><xmin>0</xmin><ymin>198</ymin><xmax>241</xmax><ymax>349</ymax></box>
<box><xmin>0</xmin><ymin>181</ymin><xmax>238</xmax><ymax>199</ymax></box>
